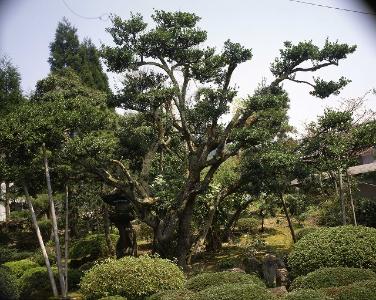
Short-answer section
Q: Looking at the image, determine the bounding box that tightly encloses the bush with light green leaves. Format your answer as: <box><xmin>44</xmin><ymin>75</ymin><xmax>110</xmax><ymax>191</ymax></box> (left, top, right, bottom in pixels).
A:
<box><xmin>284</xmin><ymin>289</ymin><xmax>332</xmax><ymax>300</ymax></box>
<box><xmin>236</xmin><ymin>217</ymin><xmax>260</xmax><ymax>233</ymax></box>
<box><xmin>185</xmin><ymin>271</ymin><xmax>264</xmax><ymax>292</ymax></box>
<box><xmin>148</xmin><ymin>289</ymin><xmax>196</xmax><ymax>300</ymax></box>
<box><xmin>195</xmin><ymin>283</ymin><xmax>273</xmax><ymax>300</ymax></box>
<box><xmin>0</xmin><ymin>266</ymin><xmax>19</xmax><ymax>300</ymax></box>
<box><xmin>321</xmin><ymin>279</ymin><xmax>376</xmax><ymax>300</ymax></box>
<box><xmin>80</xmin><ymin>256</ymin><xmax>185</xmax><ymax>300</ymax></box>
<box><xmin>290</xmin><ymin>267</ymin><xmax>376</xmax><ymax>290</ymax></box>
<box><xmin>288</xmin><ymin>226</ymin><xmax>376</xmax><ymax>277</ymax></box>
<box><xmin>3</xmin><ymin>258</ymin><xmax>39</xmax><ymax>278</ymax></box>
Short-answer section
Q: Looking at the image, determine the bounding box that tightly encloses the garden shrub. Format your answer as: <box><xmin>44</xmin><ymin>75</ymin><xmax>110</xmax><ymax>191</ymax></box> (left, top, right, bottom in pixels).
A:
<box><xmin>19</xmin><ymin>266</ymin><xmax>83</xmax><ymax>299</ymax></box>
<box><xmin>284</xmin><ymin>289</ymin><xmax>332</xmax><ymax>300</ymax></box>
<box><xmin>69</xmin><ymin>233</ymin><xmax>118</xmax><ymax>267</ymax></box>
<box><xmin>0</xmin><ymin>246</ymin><xmax>34</xmax><ymax>264</ymax></box>
<box><xmin>236</xmin><ymin>217</ymin><xmax>259</xmax><ymax>233</ymax></box>
<box><xmin>37</xmin><ymin>218</ymin><xmax>52</xmax><ymax>240</ymax></box>
<box><xmin>3</xmin><ymin>259</ymin><xmax>39</xmax><ymax>278</ymax></box>
<box><xmin>295</xmin><ymin>227</ymin><xmax>319</xmax><ymax>241</ymax></box>
<box><xmin>99</xmin><ymin>296</ymin><xmax>128</xmax><ymax>300</ymax></box>
<box><xmin>290</xmin><ymin>267</ymin><xmax>376</xmax><ymax>290</ymax></box>
<box><xmin>185</xmin><ymin>271</ymin><xmax>265</xmax><ymax>292</ymax></box>
<box><xmin>321</xmin><ymin>279</ymin><xmax>376</xmax><ymax>300</ymax></box>
<box><xmin>80</xmin><ymin>255</ymin><xmax>185</xmax><ymax>300</ymax></box>
<box><xmin>148</xmin><ymin>289</ymin><xmax>196</xmax><ymax>300</ymax></box>
<box><xmin>30</xmin><ymin>246</ymin><xmax>56</xmax><ymax>265</ymax></box>
<box><xmin>195</xmin><ymin>283</ymin><xmax>273</xmax><ymax>300</ymax></box>
<box><xmin>0</xmin><ymin>266</ymin><xmax>20</xmax><ymax>300</ymax></box>
<box><xmin>288</xmin><ymin>226</ymin><xmax>376</xmax><ymax>277</ymax></box>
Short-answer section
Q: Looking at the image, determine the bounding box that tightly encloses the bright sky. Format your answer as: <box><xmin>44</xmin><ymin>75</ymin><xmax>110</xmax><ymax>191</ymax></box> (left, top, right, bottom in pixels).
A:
<box><xmin>1</xmin><ymin>0</ymin><xmax>375</xmax><ymax>133</ymax></box>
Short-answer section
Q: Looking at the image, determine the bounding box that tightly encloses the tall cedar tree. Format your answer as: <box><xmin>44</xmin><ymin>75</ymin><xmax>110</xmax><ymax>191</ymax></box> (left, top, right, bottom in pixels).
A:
<box><xmin>49</xmin><ymin>18</ymin><xmax>109</xmax><ymax>92</ymax></box>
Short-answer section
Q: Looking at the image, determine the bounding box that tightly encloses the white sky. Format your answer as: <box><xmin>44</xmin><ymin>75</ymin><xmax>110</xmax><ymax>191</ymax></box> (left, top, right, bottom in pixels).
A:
<box><xmin>0</xmin><ymin>0</ymin><xmax>375</xmax><ymax>133</ymax></box>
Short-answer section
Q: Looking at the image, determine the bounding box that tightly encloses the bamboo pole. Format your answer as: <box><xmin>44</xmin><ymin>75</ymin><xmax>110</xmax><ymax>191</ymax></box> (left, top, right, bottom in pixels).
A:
<box><xmin>64</xmin><ymin>184</ymin><xmax>69</xmax><ymax>296</ymax></box>
<box><xmin>346</xmin><ymin>174</ymin><xmax>357</xmax><ymax>226</ymax></box>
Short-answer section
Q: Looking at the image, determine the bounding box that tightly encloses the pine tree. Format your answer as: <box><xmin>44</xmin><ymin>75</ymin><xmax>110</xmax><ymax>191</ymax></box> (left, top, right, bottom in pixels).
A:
<box><xmin>49</xmin><ymin>18</ymin><xmax>109</xmax><ymax>92</ymax></box>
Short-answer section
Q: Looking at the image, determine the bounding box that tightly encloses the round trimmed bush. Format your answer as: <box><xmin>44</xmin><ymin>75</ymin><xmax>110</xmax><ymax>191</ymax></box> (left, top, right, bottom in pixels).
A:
<box><xmin>99</xmin><ymin>297</ymin><xmax>128</xmax><ymax>300</ymax></box>
<box><xmin>284</xmin><ymin>289</ymin><xmax>332</xmax><ymax>300</ymax></box>
<box><xmin>185</xmin><ymin>271</ymin><xmax>264</xmax><ymax>292</ymax></box>
<box><xmin>148</xmin><ymin>289</ymin><xmax>196</xmax><ymax>300</ymax></box>
<box><xmin>290</xmin><ymin>267</ymin><xmax>376</xmax><ymax>290</ymax></box>
<box><xmin>19</xmin><ymin>266</ymin><xmax>83</xmax><ymax>299</ymax></box>
<box><xmin>321</xmin><ymin>279</ymin><xmax>376</xmax><ymax>300</ymax></box>
<box><xmin>195</xmin><ymin>283</ymin><xmax>273</xmax><ymax>300</ymax></box>
<box><xmin>3</xmin><ymin>259</ymin><xmax>39</xmax><ymax>278</ymax></box>
<box><xmin>0</xmin><ymin>266</ymin><xmax>19</xmax><ymax>300</ymax></box>
<box><xmin>288</xmin><ymin>226</ymin><xmax>376</xmax><ymax>277</ymax></box>
<box><xmin>80</xmin><ymin>256</ymin><xmax>185</xmax><ymax>300</ymax></box>
<box><xmin>69</xmin><ymin>234</ymin><xmax>118</xmax><ymax>267</ymax></box>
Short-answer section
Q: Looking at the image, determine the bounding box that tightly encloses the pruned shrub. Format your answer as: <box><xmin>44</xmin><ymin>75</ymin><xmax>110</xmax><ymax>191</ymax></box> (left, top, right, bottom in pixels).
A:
<box><xmin>80</xmin><ymin>256</ymin><xmax>185</xmax><ymax>300</ymax></box>
<box><xmin>99</xmin><ymin>296</ymin><xmax>128</xmax><ymax>300</ymax></box>
<box><xmin>290</xmin><ymin>267</ymin><xmax>376</xmax><ymax>290</ymax></box>
<box><xmin>0</xmin><ymin>266</ymin><xmax>20</xmax><ymax>300</ymax></box>
<box><xmin>3</xmin><ymin>259</ymin><xmax>39</xmax><ymax>278</ymax></box>
<box><xmin>148</xmin><ymin>289</ymin><xmax>196</xmax><ymax>300</ymax></box>
<box><xmin>195</xmin><ymin>283</ymin><xmax>273</xmax><ymax>300</ymax></box>
<box><xmin>19</xmin><ymin>266</ymin><xmax>83</xmax><ymax>299</ymax></box>
<box><xmin>288</xmin><ymin>226</ymin><xmax>376</xmax><ymax>277</ymax></box>
<box><xmin>295</xmin><ymin>227</ymin><xmax>319</xmax><ymax>241</ymax></box>
<box><xmin>0</xmin><ymin>246</ymin><xmax>33</xmax><ymax>264</ymax></box>
<box><xmin>185</xmin><ymin>271</ymin><xmax>265</xmax><ymax>292</ymax></box>
<box><xmin>321</xmin><ymin>279</ymin><xmax>376</xmax><ymax>300</ymax></box>
<box><xmin>284</xmin><ymin>289</ymin><xmax>332</xmax><ymax>300</ymax></box>
<box><xmin>236</xmin><ymin>217</ymin><xmax>259</xmax><ymax>233</ymax></box>
<box><xmin>69</xmin><ymin>234</ymin><xmax>117</xmax><ymax>267</ymax></box>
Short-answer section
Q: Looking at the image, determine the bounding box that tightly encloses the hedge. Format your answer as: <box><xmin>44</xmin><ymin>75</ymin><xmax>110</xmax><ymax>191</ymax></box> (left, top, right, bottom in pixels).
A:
<box><xmin>295</xmin><ymin>227</ymin><xmax>319</xmax><ymax>241</ymax></box>
<box><xmin>3</xmin><ymin>259</ymin><xmax>39</xmax><ymax>278</ymax></box>
<box><xmin>321</xmin><ymin>279</ymin><xmax>376</xmax><ymax>300</ymax></box>
<box><xmin>284</xmin><ymin>289</ymin><xmax>332</xmax><ymax>300</ymax></box>
<box><xmin>290</xmin><ymin>267</ymin><xmax>376</xmax><ymax>290</ymax></box>
<box><xmin>80</xmin><ymin>256</ymin><xmax>185</xmax><ymax>300</ymax></box>
<box><xmin>185</xmin><ymin>271</ymin><xmax>265</xmax><ymax>292</ymax></box>
<box><xmin>0</xmin><ymin>266</ymin><xmax>19</xmax><ymax>300</ymax></box>
<box><xmin>195</xmin><ymin>283</ymin><xmax>273</xmax><ymax>300</ymax></box>
<box><xmin>288</xmin><ymin>226</ymin><xmax>376</xmax><ymax>276</ymax></box>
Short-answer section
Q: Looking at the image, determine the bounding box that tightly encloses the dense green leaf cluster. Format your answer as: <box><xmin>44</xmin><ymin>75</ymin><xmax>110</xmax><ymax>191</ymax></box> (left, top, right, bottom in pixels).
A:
<box><xmin>288</xmin><ymin>226</ymin><xmax>376</xmax><ymax>277</ymax></box>
<box><xmin>0</xmin><ymin>266</ymin><xmax>19</xmax><ymax>300</ymax></box>
<box><xmin>80</xmin><ymin>256</ymin><xmax>185</xmax><ymax>300</ymax></box>
<box><xmin>3</xmin><ymin>259</ymin><xmax>39</xmax><ymax>278</ymax></box>
<box><xmin>290</xmin><ymin>267</ymin><xmax>376</xmax><ymax>290</ymax></box>
<box><xmin>185</xmin><ymin>271</ymin><xmax>265</xmax><ymax>292</ymax></box>
<box><xmin>320</xmin><ymin>279</ymin><xmax>376</xmax><ymax>300</ymax></box>
<box><xmin>284</xmin><ymin>289</ymin><xmax>332</xmax><ymax>300</ymax></box>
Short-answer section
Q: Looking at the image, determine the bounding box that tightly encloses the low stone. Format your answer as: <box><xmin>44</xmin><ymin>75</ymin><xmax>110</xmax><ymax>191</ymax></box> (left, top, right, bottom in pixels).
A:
<box><xmin>262</xmin><ymin>254</ymin><xmax>278</xmax><ymax>287</ymax></box>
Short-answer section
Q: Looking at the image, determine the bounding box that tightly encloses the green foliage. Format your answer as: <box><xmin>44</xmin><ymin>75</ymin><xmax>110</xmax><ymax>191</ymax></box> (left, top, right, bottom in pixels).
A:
<box><xmin>284</xmin><ymin>289</ymin><xmax>332</xmax><ymax>300</ymax></box>
<box><xmin>295</xmin><ymin>227</ymin><xmax>319</xmax><ymax>241</ymax></box>
<box><xmin>288</xmin><ymin>226</ymin><xmax>376</xmax><ymax>277</ymax></box>
<box><xmin>80</xmin><ymin>256</ymin><xmax>185</xmax><ymax>300</ymax></box>
<box><xmin>99</xmin><ymin>297</ymin><xmax>128</xmax><ymax>300</ymax></box>
<box><xmin>194</xmin><ymin>283</ymin><xmax>273</xmax><ymax>300</ymax></box>
<box><xmin>236</xmin><ymin>217</ymin><xmax>259</xmax><ymax>233</ymax></box>
<box><xmin>18</xmin><ymin>266</ymin><xmax>83</xmax><ymax>300</ymax></box>
<box><xmin>321</xmin><ymin>279</ymin><xmax>376</xmax><ymax>300</ymax></box>
<box><xmin>185</xmin><ymin>271</ymin><xmax>264</xmax><ymax>292</ymax></box>
<box><xmin>3</xmin><ymin>259</ymin><xmax>39</xmax><ymax>278</ymax></box>
<box><xmin>290</xmin><ymin>267</ymin><xmax>376</xmax><ymax>290</ymax></box>
<box><xmin>0</xmin><ymin>246</ymin><xmax>33</xmax><ymax>264</ymax></box>
<box><xmin>148</xmin><ymin>289</ymin><xmax>196</xmax><ymax>300</ymax></box>
<box><xmin>0</xmin><ymin>266</ymin><xmax>20</xmax><ymax>300</ymax></box>
<box><xmin>69</xmin><ymin>234</ymin><xmax>118</xmax><ymax>266</ymax></box>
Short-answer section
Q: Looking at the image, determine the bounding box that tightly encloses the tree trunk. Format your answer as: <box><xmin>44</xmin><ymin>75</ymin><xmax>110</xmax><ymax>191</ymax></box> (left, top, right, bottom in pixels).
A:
<box><xmin>280</xmin><ymin>193</ymin><xmax>296</xmax><ymax>243</ymax></box>
<box><xmin>24</xmin><ymin>184</ymin><xmax>58</xmax><ymax>298</ymax></box>
<box><xmin>222</xmin><ymin>199</ymin><xmax>253</xmax><ymax>242</ymax></box>
<box><xmin>346</xmin><ymin>174</ymin><xmax>357</xmax><ymax>226</ymax></box>
<box><xmin>43</xmin><ymin>143</ymin><xmax>66</xmax><ymax>297</ymax></box>
<box><xmin>103</xmin><ymin>203</ymin><xmax>115</xmax><ymax>256</ymax></box>
<box><xmin>338</xmin><ymin>169</ymin><xmax>346</xmax><ymax>225</ymax></box>
<box><xmin>4</xmin><ymin>181</ymin><xmax>11</xmax><ymax>221</ymax></box>
<box><xmin>64</xmin><ymin>184</ymin><xmax>69</xmax><ymax>297</ymax></box>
